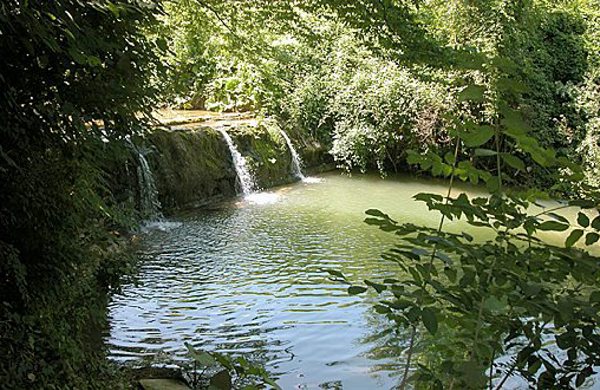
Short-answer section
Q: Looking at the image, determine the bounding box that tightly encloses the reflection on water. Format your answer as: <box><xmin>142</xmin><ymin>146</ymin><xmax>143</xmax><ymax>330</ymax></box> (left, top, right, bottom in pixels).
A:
<box><xmin>106</xmin><ymin>172</ymin><xmax>494</xmax><ymax>389</ymax></box>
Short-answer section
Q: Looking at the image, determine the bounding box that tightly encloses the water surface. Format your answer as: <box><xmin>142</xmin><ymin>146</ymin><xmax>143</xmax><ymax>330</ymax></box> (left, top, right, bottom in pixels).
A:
<box><xmin>106</xmin><ymin>171</ymin><xmax>532</xmax><ymax>389</ymax></box>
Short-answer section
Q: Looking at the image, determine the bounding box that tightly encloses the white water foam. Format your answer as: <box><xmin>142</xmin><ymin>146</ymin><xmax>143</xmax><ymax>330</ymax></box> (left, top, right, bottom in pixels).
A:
<box><xmin>217</xmin><ymin>127</ymin><xmax>256</xmax><ymax>196</ymax></box>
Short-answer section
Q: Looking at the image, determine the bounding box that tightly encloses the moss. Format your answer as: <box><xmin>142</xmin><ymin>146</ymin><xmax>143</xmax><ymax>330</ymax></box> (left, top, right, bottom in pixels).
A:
<box><xmin>141</xmin><ymin>120</ymin><xmax>332</xmax><ymax>212</ymax></box>
<box><xmin>228</xmin><ymin>122</ymin><xmax>295</xmax><ymax>189</ymax></box>
<box><xmin>278</xmin><ymin>120</ymin><xmax>334</xmax><ymax>170</ymax></box>
<box><xmin>146</xmin><ymin>127</ymin><xmax>237</xmax><ymax>210</ymax></box>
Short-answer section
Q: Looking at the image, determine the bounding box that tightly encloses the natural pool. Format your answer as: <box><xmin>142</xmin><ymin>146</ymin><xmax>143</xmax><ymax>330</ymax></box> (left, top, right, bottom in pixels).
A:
<box><xmin>106</xmin><ymin>171</ymin><xmax>562</xmax><ymax>389</ymax></box>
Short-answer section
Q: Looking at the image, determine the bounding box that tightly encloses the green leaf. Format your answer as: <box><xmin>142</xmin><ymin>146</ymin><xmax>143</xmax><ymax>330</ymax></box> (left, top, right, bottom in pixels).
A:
<box><xmin>538</xmin><ymin>221</ymin><xmax>569</xmax><ymax>231</ymax></box>
<box><xmin>522</xmin><ymin>283</ymin><xmax>542</xmax><ymax>297</ymax></box>
<box><xmin>324</xmin><ymin>269</ymin><xmax>346</xmax><ymax>280</ymax></box>
<box><xmin>444</xmin><ymin>267</ymin><xmax>457</xmax><ymax>282</ymax></box>
<box><xmin>364</xmin><ymin>279</ymin><xmax>387</xmax><ymax>293</ymax></box>
<box><xmin>459</xmin><ymin>124</ymin><xmax>495</xmax><ymax>147</ymax></box>
<box><xmin>365</xmin><ymin>209</ymin><xmax>387</xmax><ymax>218</ymax></box>
<box><xmin>497</xmin><ymin>77</ymin><xmax>528</xmax><ymax>94</ymax></box>
<box><xmin>577</xmin><ymin>212</ymin><xmax>590</xmax><ymax>228</ymax></box>
<box><xmin>500</xmin><ymin>106</ymin><xmax>530</xmax><ymax>134</ymax></box>
<box><xmin>585</xmin><ymin>232</ymin><xmax>599</xmax><ymax>246</ymax></box>
<box><xmin>474</xmin><ymin>148</ymin><xmax>497</xmax><ymax>157</ymax></box>
<box><xmin>486</xmin><ymin>176</ymin><xmax>501</xmax><ymax>193</ymax></box>
<box><xmin>568</xmin><ymin>200</ymin><xmax>596</xmax><ymax>209</ymax></box>
<box><xmin>185</xmin><ymin>343</ymin><xmax>217</xmax><ymax>367</ymax></box>
<box><xmin>592</xmin><ymin>215</ymin><xmax>600</xmax><ymax>230</ymax></box>
<box><xmin>589</xmin><ymin>291</ymin><xmax>600</xmax><ymax>304</ymax></box>
<box><xmin>411</xmin><ymin>248</ymin><xmax>428</xmax><ymax>257</ymax></box>
<box><xmin>456</xmin><ymin>360</ymin><xmax>487</xmax><ymax>387</ymax></box>
<box><xmin>458</xmin><ymin>84</ymin><xmax>486</xmax><ymax>102</ymax></box>
<box><xmin>483</xmin><ymin>296</ymin><xmax>507</xmax><ymax>312</ymax></box>
<box><xmin>406</xmin><ymin>150</ymin><xmax>422</xmax><ymax>165</ymax></box>
<box><xmin>548</xmin><ymin>213</ymin><xmax>569</xmax><ymax>224</ymax></box>
<box><xmin>348</xmin><ymin>286</ymin><xmax>367</xmax><ymax>295</ymax></box>
<box><xmin>374</xmin><ymin>304</ymin><xmax>391</xmax><ymax>314</ymax></box>
<box><xmin>209</xmin><ymin>369</ymin><xmax>232</xmax><ymax>390</ymax></box>
<box><xmin>444</xmin><ymin>151</ymin><xmax>456</xmax><ymax>164</ymax></box>
<box><xmin>421</xmin><ymin>307</ymin><xmax>438</xmax><ymax>335</ymax></box>
<box><xmin>156</xmin><ymin>37</ymin><xmax>168</xmax><ymax>51</ymax></box>
<box><xmin>565</xmin><ymin>229</ymin><xmax>584</xmax><ymax>248</ymax></box>
<box><xmin>528</xmin><ymin>359</ymin><xmax>542</xmax><ymax>375</ymax></box>
<box><xmin>501</xmin><ymin>153</ymin><xmax>525</xmax><ymax>171</ymax></box>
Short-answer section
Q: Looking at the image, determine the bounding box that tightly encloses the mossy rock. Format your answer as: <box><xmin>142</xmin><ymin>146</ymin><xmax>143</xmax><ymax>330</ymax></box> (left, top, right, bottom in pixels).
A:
<box><xmin>138</xmin><ymin>119</ymin><xmax>332</xmax><ymax>213</ymax></box>
<box><xmin>225</xmin><ymin>122</ymin><xmax>295</xmax><ymax>189</ymax></box>
<box><xmin>146</xmin><ymin>126</ymin><xmax>237</xmax><ymax>211</ymax></box>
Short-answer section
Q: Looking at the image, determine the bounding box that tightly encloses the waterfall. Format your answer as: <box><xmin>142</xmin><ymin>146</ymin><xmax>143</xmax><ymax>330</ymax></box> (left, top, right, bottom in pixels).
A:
<box><xmin>135</xmin><ymin>149</ymin><xmax>163</xmax><ymax>221</ymax></box>
<box><xmin>279</xmin><ymin>129</ymin><xmax>305</xmax><ymax>180</ymax></box>
<box><xmin>216</xmin><ymin>127</ymin><xmax>256</xmax><ymax>196</ymax></box>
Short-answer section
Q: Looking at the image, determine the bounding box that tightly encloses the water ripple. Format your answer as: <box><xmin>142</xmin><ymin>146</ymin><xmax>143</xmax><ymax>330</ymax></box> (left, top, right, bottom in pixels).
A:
<box><xmin>107</xmin><ymin>172</ymin><xmax>474</xmax><ymax>389</ymax></box>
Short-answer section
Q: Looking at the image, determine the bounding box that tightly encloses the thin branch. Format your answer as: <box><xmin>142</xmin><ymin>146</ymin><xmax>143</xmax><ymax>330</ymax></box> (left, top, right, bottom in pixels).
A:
<box><xmin>493</xmin><ymin>322</ymin><xmax>548</xmax><ymax>390</ymax></box>
<box><xmin>489</xmin><ymin>349</ymin><xmax>496</xmax><ymax>390</ymax></box>
<box><xmin>400</xmin><ymin>137</ymin><xmax>459</xmax><ymax>390</ymax></box>
<box><xmin>472</xmin><ymin>110</ymin><xmax>502</xmax><ymax>366</ymax></box>
<box><xmin>399</xmin><ymin>325</ymin><xmax>417</xmax><ymax>390</ymax></box>
<box><xmin>493</xmin><ymin>357</ymin><xmax>518</xmax><ymax>390</ymax></box>
<box><xmin>472</xmin><ymin>256</ymin><xmax>497</xmax><ymax>353</ymax></box>
<box><xmin>428</xmin><ymin>138</ymin><xmax>460</xmax><ymax>272</ymax></box>
<box><xmin>194</xmin><ymin>0</ymin><xmax>237</xmax><ymax>37</ymax></box>
<box><xmin>532</xmin><ymin>204</ymin><xmax>573</xmax><ymax>218</ymax></box>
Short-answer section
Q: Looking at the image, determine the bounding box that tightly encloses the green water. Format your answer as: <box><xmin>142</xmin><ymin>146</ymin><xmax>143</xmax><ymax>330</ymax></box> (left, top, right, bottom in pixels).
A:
<box><xmin>106</xmin><ymin>171</ymin><xmax>570</xmax><ymax>389</ymax></box>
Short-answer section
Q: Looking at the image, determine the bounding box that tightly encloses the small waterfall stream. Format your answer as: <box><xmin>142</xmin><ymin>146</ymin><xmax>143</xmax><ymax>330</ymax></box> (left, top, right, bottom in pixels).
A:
<box><xmin>135</xmin><ymin>150</ymin><xmax>163</xmax><ymax>221</ymax></box>
<box><xmin>217</xmin><ymin>127</ymin><xmax>256</xmax><ymax>196</ymax></box>
<box><xmin>279</xmin><ymin>129</ymin><xmax>306</xmax><ymax>180</ymax></box>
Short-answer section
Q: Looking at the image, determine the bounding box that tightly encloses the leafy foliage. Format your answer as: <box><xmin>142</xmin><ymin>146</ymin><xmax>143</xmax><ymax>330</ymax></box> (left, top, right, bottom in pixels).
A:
<box><xmin>345</xmin><ymin>24</ymin><xmax>600</xmax><ymax>386</ymax></box>
<box><xmin>0</xmin><ymin>1</ymin><xmax>163</xmax><ymax>387</ymax></box>
<box><xmin>160</xmin><ymin>0</ymin><xmax>600</xmax><ymax>190</ymax></box>
<box><xmin>184</xmin><ymin>343</ymin><xmax>281</xmax><ymax>390</ymax></box>
<box><xmin>2</xmin><ymin>0</ymin><xmax>600</xmax><ymax>388</ymax></box>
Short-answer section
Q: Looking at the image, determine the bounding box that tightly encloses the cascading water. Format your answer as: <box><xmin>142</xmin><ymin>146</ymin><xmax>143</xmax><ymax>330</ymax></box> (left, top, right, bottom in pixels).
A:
<box><xmin>135</xmin><ymin>150</ymin><xmax>163</xmax><ymax>221</ymax></box>
<box><xmin>217</xmin><ymin>127</ymin><xmax>256</xmax><ymax>196</ymax></box>
<box><xmin>279</xmin><ymin>128</ymin><xmax>306</xmax><ymax>180</ymax></box>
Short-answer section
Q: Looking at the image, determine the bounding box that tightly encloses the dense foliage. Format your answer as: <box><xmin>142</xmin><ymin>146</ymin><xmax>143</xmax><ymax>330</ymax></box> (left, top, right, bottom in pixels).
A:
<box><xmin>161</xmin><ymin>0</ymin><xmax>600</xmax><ymax>190</ymax></box>
<box><xmin>348</xmin><ymin>58</ymin><xmax>600</xmax><ymax>388</ymax></box>
<box><xmin>0</xmin><ymin>1</ymin><xmax>163</xmax><ymax>388</ymax></box>
<box><xmin>2</xmin><ymin>0</ymin><xmax>600</xmax><ymax>388</ymax></box>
